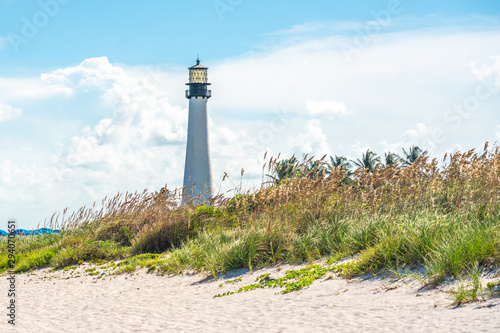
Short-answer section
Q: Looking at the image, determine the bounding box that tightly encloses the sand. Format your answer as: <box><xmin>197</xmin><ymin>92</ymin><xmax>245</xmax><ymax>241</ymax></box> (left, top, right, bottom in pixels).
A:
<box><xmin>1</xmin><ymin>261</ymin><xmax>499</xmax><ymax>333</ymax></box>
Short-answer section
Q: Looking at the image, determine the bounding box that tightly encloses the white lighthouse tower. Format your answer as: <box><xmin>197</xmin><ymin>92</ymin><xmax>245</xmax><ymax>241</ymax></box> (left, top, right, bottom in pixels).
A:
<box><xmin>182</xmin><ymin>58</ymin><xmax>213</xmax><ymax>204</ymax></box>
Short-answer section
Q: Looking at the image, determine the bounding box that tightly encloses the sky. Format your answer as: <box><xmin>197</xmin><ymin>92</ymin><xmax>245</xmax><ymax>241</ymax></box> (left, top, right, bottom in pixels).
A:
<box><xmin>1</xmin><ymin>0</ymin><xmax>500</xmax><ymax>229</ymax></box>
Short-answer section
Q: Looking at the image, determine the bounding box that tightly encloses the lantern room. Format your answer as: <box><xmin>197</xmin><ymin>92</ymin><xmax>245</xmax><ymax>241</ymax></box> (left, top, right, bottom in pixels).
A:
<box><xmin>186</xmin><ymin>58</ymin><xmax>211</xmax><ymax>99</ymax></box>
<box><xmin>189</xmin><ymin>59</ymin><xmax>208</xmax><ymax>83</ymax></box>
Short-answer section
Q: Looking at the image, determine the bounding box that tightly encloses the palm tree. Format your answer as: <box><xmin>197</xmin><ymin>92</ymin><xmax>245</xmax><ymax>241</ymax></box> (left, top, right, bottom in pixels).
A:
<box><xmin>327</xmin><ymin>155</ymin><xmax>351</xmax><ymax>174</ymax></box>
<box><xmin>267</xmin><ymin>156</ymin><xmax>299</xmax><ymax>184</ymax></box>
<box><xmin>306</xmin><ymin>159</ymin><xmax>328</xmax><ymax>179</ymax></box>
<box><xmin>401</xmin><ymin>145</ymin><xmax>428</xmax><ymax>166</ymax></box>
<box><xmin>383</xmin><ymin>151</ymin><xmax>401</xmax><ymax>168</ymax></box>
<box><xmin>352</xmin><ymin>149</ymin><xmax>381</xmax><ymax>172</ymax></box>
<box><xmin>326</xmin><ymin>155</ymin><xmax>352</xmax><ymax>184</ymax></box>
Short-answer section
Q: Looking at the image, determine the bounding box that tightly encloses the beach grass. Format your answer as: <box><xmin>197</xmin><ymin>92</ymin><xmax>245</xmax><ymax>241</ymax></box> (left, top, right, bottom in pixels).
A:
<box><xmin>1</xmin><ymin>144</ymin><xmax>499</xmax><ymax>300</ymax></box>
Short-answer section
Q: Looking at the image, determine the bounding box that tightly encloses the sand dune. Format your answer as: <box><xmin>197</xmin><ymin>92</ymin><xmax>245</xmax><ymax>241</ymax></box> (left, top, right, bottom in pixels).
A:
<box><xmin>1</xmin><ymin>262</ymin><xmax>499</xmax><ymax>332</ymax></box>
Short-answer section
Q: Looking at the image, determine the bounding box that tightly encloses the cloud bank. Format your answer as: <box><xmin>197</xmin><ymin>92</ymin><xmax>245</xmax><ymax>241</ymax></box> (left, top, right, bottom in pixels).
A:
<box><xmin>0</xmin><ymin>101</ymin><xmax>22</xmax><ymax>122</ymax></box>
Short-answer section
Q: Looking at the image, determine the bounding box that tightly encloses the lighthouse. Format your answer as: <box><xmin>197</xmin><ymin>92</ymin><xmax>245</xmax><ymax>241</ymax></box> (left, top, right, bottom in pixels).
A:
<box><xmin>182</xmin><ymin>58</ymin><xmax>213</xmax><ymax>204</ymax></box>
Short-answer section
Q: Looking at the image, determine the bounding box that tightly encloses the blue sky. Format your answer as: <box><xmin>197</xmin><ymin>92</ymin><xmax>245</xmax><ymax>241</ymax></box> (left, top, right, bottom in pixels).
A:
<box><xmin>1</xmin><ymin>0</ymin><xmax>500</xmax><ymax>229</ymax></box>
<box><xmin>2</xmin><ymin>0</ymin><xmax>500</xmax><ymax>70</ymax></box>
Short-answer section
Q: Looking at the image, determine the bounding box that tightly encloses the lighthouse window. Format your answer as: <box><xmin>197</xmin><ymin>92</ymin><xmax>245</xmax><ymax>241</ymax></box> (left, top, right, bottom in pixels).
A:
<box><xmin>190</xmin><ymin>69</ymin><xmax>207</xmax><ymax>83</ymax></box>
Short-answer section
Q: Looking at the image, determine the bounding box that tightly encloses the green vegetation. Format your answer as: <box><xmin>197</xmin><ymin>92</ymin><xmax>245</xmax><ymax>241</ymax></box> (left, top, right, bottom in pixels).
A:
<box><xmin>352</xmin><ymin>149</ymin><xmax>381</xmax><ymax>172</ymax></box>
<box><xmin>219</xmin><ymin>277</ymin><xmax>242</xmax><ymax>287</ymax></box>
<box><xmin>451</xmin><ymin>265</ymin><xmax>484</xmax><ymax>305</ymax></box>
<box><xmin>116</xmin><ymin>253</ymin><xmax>163</xmax><ymax>273</ymax></box>
<box><xmin>1</xmin><ymin>144</ymin><xmax>499</xmax><ymax>303</ymax></box>
<box><xmin>486</xmin><ymin>280</ymin><xmax>500</xmax><ymax>297</ymax></box>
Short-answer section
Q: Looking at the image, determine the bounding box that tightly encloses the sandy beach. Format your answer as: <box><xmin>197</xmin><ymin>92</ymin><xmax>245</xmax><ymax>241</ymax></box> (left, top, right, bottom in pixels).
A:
<box><xmin>1</xmin><ymin>261</ymin><xmax>499</xmax><ymax>333</ymax></box>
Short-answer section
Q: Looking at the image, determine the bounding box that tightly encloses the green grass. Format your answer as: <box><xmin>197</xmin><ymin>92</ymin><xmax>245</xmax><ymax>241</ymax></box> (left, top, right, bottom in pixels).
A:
<box><xmin>486</xmin><ymin>280</ymin><xmax>500</xmax><ymax>298</ymax></box>
<box><xmin>49</xmin><ymin>240</ymin><xmax>129</xmax><ymax>269</ymax></box>
<box><xmin>14</xmin><ymin>245</ymin><xmax>59</xmax><ymax>273</ymax></box>
<box><xmin>451</xmin><ymin>265</ymin><xmax>484</xmax><ymax>306</ymax></box>
<box><xmin>1</xmin><ymin>146</ymin><xmax>499</xmax><ymax>303</ymax></box>
<box><xmin>116</xmin><ymin>253</ymin><xmax>163</xmax><ymax>273</ymax></box>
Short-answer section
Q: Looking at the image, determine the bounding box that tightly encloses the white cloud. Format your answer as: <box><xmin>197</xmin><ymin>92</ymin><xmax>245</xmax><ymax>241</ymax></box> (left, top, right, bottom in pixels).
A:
<box><xmin>470</xmin><ymin>56</ymin><xmax>500</xmax><ymax>107</ymax></box>
<box><xmin>42</xmin><ymin>57</ymin><xmax>128</xmax><ymax>93</ymax></box>
<box><xmin>266</xmin><ymin>21</ymin><xmax>365</xmax><ymax>36</ymax></box>
<box><xmin>470</xmin><ymin>56</ymin><xmax>500</xmax><ymax>83</ymax></box>
<box><xmin>47</xmin><ymin>57</ymin><xmax>189</xmax><ymax>179</ymax></box>
<box><xmin>212</xmin><ymin>125</ymin><xmax>240</xmax><ymax>146</ymax></box>
<box><xmin>401</xmin><ymin>123</ymin><xmax>442</xmax><ymax>151</ymax></box>
<box><xmin>210</xmin><ymin>29</ymin><xmax>500</xmax><ymax>127</ymax></box>
<box><xmin>305</xmin><ymin>98</ymin><xmax>348</xmax><ymax>117</ymax></box>
<box><xmin>380</xmin><ymin>140</ymin><xmax>403</xmax><ymax>154</ymax></box>
<box><xmin>0</xmin><ymin>77</ymin><xmax>72</xmax><ymax>101</ymax></box>
<box><xmin>289</xmin><ymin>119</ymin><xmax>331</xmax><ymax>157</ymax></box>
<box><xmin>349</xmin><ymin>141</ymin><xmax>373</xmax><ymax>160</ymax></box>
<box><xmin>444</xmin><ymin>143</ymin><xmax>466</xmax><ymax>157</ymax></box>
<box><xmin>210</xmin><ymin>124</ymin><xmax>264</xmax><ymax>187</ymax></box>
<box><xmin>0</xmin><ymin>160</ymin><xmax>13</xmax><ymax>184</ymax></box>
<box><xmin>0</xmin><ymin>101</ymin><xmax>22</xmax><ymax>122</ymax></box>
<box><xmin>267</xmin><ymin>22</ymin><xmax>325</xmax><ymax>36</ymax></box>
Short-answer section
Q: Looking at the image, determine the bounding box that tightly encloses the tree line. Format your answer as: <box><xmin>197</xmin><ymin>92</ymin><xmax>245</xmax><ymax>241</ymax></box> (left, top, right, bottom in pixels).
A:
<box><xmin>267</xmin><ymin>145</ymin><xmax>428</xmax><ymax>184</ymax></box>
